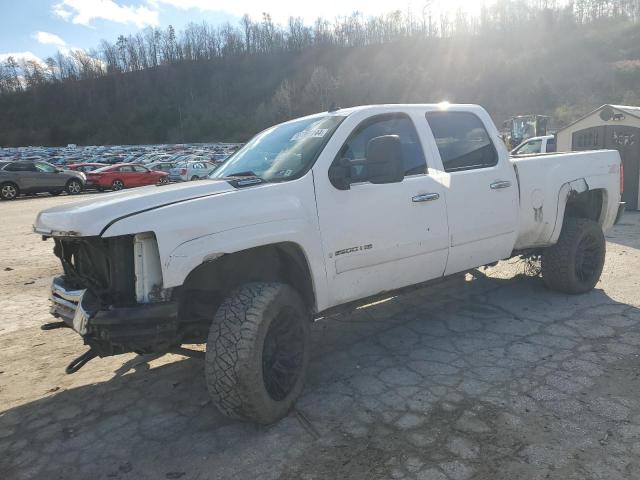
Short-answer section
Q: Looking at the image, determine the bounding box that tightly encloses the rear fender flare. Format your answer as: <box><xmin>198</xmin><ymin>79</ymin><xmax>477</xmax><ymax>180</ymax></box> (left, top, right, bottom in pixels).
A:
<box><xmin>549</xmin><ymin>176</ymin><xmax>613</xmax><ymax>244</ymax></box>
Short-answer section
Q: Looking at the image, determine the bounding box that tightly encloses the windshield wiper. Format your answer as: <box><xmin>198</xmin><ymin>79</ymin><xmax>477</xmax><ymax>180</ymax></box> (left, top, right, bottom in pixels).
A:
<box><xmin>225</xmin><ymin>171</ymin><xmax>259</xmax><ymax>178</ymax></box>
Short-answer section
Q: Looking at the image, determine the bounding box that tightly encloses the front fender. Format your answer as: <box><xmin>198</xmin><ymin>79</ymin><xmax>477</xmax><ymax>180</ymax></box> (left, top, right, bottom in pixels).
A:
<box><xmin>165</xmin><ymin>219</ymin><xmax>308</xmax><ymax>285</ymax></box>
<box><xmin>164</xmin><ymin>219</ymin><xmax>328</xmax><ymax>312</ymax></box>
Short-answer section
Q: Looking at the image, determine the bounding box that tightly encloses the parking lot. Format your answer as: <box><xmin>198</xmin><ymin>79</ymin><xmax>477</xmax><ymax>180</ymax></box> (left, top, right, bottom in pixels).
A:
<box><xmin>1</xmin><ymin>194</ymin><xmax>640</xmax><ymax>480</ymax></box>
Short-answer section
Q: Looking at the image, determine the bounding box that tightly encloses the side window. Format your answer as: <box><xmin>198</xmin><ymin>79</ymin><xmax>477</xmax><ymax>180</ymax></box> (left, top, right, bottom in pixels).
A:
<box><xmin>6</xmin><ymin>162</ymin><xmax>36</xmax><ymax>172</ymax></box>
<box><xmin>546</xmin><ymin>138</ymin><xmax>556</xmax><ymax>153</ymax></box>
<box><xmin>119</xmin><ymin>166</ymin><xmax>134</xmax><ymax>172</ymax></box>
<box><xmin>516</xmin><ymin>139</ymin><xmax>542</xmax><ymax>155</ymax></box>
<box><xmin>426</xmin><ymin>112</ymin><xmax>498</xmax><ymax>172</ymax></box>
<box><xmin>334</xmin><ymin>114</ymin><xmax>427</xmax><ymax>182</ymax></box>
<box><xmin>133</xmin><ymin>166</ymin><xmax>148</xmax><ymax>173</ymax></box>
<box><xmin>35</xmin><ymin>162</ymin><xmax>57</xmax><ymax>173</ymax></box>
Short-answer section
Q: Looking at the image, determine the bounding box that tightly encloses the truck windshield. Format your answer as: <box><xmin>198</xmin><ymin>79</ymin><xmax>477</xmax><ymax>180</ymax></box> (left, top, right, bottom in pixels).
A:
<box><xmin>211</xmin><ymin>115</ymin><xmax>345</xmax><ymax>182</ymax></box>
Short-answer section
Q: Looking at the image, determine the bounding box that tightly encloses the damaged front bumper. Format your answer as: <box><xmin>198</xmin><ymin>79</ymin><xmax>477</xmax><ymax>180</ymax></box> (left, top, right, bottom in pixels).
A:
<box><xmin>50</xmin><ymin>275</ymin><xmax>180</xmax><ymax>367</ymax></box>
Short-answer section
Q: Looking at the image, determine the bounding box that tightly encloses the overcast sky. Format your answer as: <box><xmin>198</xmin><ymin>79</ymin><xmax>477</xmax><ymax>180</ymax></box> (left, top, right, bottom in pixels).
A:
<box><xmin>0</xmin><ymin>0</ymin><xmax>490</xmax><ymax>65</ymax></box>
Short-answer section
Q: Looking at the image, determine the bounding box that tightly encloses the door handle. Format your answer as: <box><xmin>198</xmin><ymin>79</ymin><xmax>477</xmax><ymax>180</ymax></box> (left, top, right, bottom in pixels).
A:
<box><xmin>490</xmin><ymin>180</ymin><xmax>512</xmax><ymax>190</ymax></box>
<box><xmin>412</xmin><ymin>193</ymin><xmax>440</xmax><ymax>203</ymax></box>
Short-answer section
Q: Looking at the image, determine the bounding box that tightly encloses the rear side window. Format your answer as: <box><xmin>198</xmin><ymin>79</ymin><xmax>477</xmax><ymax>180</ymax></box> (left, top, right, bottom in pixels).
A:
<box><xmin>5</xmin><ymin>162</ymin><xmax>36</xmax><ymax>172</ymax></box>
<box><xmin>426</xmin><ymin>112</ymin><xmax>498</xmax><ymax>172</ymax></box>
<box><xmin>546</xmin><ymin>138</ymin><xmax>556</xmax><ymax>152</ymax></box>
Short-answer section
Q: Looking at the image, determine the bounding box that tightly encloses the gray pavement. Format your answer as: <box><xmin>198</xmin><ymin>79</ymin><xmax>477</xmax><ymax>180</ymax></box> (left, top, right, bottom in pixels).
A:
<box><xmin>1</xmin><ymin>200</ymin><xmax>640</xmax><ymax>480</ymax></box>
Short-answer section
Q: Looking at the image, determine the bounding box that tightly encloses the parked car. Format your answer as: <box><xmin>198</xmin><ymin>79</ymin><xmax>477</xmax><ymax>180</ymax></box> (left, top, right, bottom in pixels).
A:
<box><xmin>511</xmin><ymin>135</ymin><xmax>556</xmax><ymax>155</ymax></box>
<box><xmin>169</xmin><ymin>160</ymin><xmax>218</xmax><ymax>181</ymax></box>
<box><xmin>35</xmin><ymin>104</ymin><xmax>624</xmax><ymax>424</ymax></box>
<box><xmin>1</xmin><ymin>160</ymin><xmax>85</xmax><ymax>200</ymax></box>
<box><xmin>147</xmin><ymin>161</ymin><xmax>176</xmax><ymax>173</ymax></box>
<box><xmin>85</xmin><ymin>163</ymin><xmax>169</xmax><ymax>191</ymax></box>
<box><xmin>65</xmin><ymin>163</ymin><xmax>108</xmax><ymax>172</ymax></box>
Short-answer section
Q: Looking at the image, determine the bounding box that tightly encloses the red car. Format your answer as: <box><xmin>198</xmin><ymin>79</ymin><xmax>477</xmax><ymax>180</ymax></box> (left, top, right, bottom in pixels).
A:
<box><xmin>65</xmin><ymin>163</ymin><xmax>108</xmax><ymax>173</ymax></box>
<box><xmin>85</xmin><ymin>163</ymin><xmax>169</xmax><ymax>191</ymax></box>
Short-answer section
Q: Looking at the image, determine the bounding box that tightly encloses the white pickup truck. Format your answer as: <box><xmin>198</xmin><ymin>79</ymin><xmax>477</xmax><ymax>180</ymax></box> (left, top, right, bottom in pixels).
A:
<box><xmin>34</xmin><ymin>104</ymin><xmax>625</xmax><ymax>424</ymax></box>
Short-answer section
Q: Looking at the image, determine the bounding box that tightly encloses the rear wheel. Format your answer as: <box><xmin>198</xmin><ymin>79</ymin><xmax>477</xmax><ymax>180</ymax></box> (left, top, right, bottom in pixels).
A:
<box><xmin>66</xmin><ymin>179</ymin><xmax>83</xmax><ymax>195</ymax></box>
<box><xmin>191</xmin><ymin>175</ymin><xmax>199</xmax><ymax>181</ymax></box>
<box><xmin>541</xmin><ymin>218</ymin><xmax>606</xmax><ymax>294</ymax></box>
<box><xmin>0</xmin><ymin>183</ymin><xmax>19</xmax><ymax>200</ymax></box>
<box><xmin>111</xmin><ymin>179</ymin><xmax>124</xmax><ymax>191</ymax></box>
<box><xmin>157</xmin><ymin>176</ymin><xmax>169</xmax><ymax>185</ymax></box>
<box><xmin>205</xmin><ymin>282</ymin><xmax>310</xmax><ymax>424</ymax></box>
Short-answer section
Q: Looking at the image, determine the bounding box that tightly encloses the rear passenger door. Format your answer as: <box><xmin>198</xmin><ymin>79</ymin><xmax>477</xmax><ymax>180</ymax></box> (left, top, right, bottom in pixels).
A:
<box><xmin>425</xmin><ymin>111</ymin><xmax>519</xmax><ymax>275</ymax></box>
<box><xmin>117</xmin><ymin>165</ymin><xmax>136</xmax><ymax>186</ymax></box>
<box><xmin>3</xmin><ymin>162</ymin><xmax>40</xmax><ymax>191</ymax></box>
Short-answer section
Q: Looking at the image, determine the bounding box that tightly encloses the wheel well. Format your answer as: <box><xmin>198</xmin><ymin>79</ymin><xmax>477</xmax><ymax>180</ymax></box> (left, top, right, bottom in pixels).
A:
<box><xmin>565</xmin><ymin>189</ymin><xmax>604</xmax><ymax>224</ymax></box>
<box><xmin>178</xmin><ymin>242</ymin><xmax>316</xmax><ymax>342</ymax></box>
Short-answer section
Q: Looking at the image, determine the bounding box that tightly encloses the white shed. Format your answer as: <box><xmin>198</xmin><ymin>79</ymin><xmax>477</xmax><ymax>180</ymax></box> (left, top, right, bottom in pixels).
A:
<box><xmin>556</xmin><ymin>105</ymin><xmax>640</xmax><ymax>210</ymax></box>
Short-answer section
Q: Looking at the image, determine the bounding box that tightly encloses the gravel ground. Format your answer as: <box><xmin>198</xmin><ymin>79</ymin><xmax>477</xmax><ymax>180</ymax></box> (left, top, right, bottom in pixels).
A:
<box><xmin>1</xmin><ymin>194</ymin><xmax>640</xmax><ymax>480</ymax></box>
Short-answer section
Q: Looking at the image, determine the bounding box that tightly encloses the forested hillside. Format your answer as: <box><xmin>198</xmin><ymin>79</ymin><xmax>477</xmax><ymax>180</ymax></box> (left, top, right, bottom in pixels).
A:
<box><xmin>1</xmin><ymin>0</ymin><xmax>640</xmax><ymax>146</ymax></box>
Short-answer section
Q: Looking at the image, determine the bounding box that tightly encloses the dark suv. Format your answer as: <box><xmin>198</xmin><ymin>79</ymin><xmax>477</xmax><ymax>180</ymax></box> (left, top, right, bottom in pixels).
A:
<box><xmin>0</xmin><ymin>161</ymin><xmax>85</xmax><ymax>200</ymax></box>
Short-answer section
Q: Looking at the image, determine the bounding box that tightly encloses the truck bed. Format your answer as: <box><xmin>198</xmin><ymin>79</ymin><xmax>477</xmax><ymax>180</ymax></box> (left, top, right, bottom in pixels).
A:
<box><xmin>512</xmin><ymin>149</ymin><xmax>621</xmax><ymax>250</ymax></box>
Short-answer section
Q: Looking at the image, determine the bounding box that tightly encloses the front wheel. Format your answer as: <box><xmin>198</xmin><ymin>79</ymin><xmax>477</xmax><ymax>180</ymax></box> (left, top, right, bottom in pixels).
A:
<box><xmin>111</xmin><ymin>179</ymin><xmax>124</xmax><ymax>191</ymax></box>
<box><xmin>541</xmin><ymin>217</ymin><xmax>606</xmax><ymax>294</ymax></box>
<box><xmin>205</xmin><ymin>282</ymin><xmax>310</xmax><ymax>424</ymax></box>
<box><xmin>66</xmin><ymin>179</ymin><xmax>83</xmax><ymax>195</ymax></box>
<box><xmin>157</xmin><ymin>176</ymin><xmax>169</xmax><ymax>185</ymax></box>
<box><xmin>190</xmin><ymin>175</ymin><xmax>199</xmax><ymax>181</ymax></box>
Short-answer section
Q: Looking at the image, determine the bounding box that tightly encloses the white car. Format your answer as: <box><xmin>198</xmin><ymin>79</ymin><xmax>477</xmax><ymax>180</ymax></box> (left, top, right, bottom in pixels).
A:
<box><xmin>35</xmin><ymin>104</ymin><xmax>624</xmax><ymax>424</ymax></box>
<box><xmin>511</xmin><ymin>135</ymin><xmax>556</xmax><ymax>155</ymax></box>
<box><xmin>168</xmin><ymin>160</ymin><xmax>218</xmax><ymax>181</ymax></box>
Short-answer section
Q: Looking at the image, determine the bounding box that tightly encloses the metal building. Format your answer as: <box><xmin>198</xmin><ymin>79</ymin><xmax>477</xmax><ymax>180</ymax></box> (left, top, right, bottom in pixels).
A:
<box><xmin>556</xmin><ymin>105</ymin><xmax>640</xmax><ymax>210</ymax></box>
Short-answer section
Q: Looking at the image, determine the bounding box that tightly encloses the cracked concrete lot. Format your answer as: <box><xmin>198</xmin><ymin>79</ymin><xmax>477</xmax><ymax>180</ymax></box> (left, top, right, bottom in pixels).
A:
<box><xmin>2</xmin><ymin>195</ymin><xmax>640</xmax><ymax>480</ymax></box>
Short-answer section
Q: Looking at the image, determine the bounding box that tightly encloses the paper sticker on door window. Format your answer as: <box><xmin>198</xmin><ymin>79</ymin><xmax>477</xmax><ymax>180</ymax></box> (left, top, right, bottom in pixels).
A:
<box><xmin>291</xmin><ymin>128</ymin><xmax>329</xmax><ymax>141</ymax></box>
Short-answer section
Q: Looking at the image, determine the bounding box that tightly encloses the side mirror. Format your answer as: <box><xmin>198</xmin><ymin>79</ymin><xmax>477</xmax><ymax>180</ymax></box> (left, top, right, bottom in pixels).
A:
<box><xmin>365</xmin><ymin>135</ymin><xmax>404</xmax><ymax>184</ymax></box>
<box><xmin>328</xmin><ymin>157</ymin><xmax>351</xmax><ymax>190</ymax></box>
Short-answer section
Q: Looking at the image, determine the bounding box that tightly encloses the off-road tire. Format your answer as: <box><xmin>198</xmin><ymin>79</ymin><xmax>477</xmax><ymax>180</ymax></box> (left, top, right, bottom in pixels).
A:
<box><xmin>205</xmin><ymin>282</ymin><xmax>310</xmax><ymax>424</ymax></box>
<box><xmin>66</xmin><ymin>179</ymin><xmax>83</xmax><ymax>195</ymax></box>
<box><xmin>542</xmin><ymin>217</ymin><xmax>605</xmax><ymax>294</ymax></box>
<box><xmin>0</xmin><ymin>182</ymin><xmax>19</xmax><ymax>200</ymax></box>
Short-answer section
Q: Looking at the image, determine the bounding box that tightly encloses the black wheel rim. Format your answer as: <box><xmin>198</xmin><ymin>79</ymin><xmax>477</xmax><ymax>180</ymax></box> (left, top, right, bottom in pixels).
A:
<box><xmin>575</xmin><ymin>233</ymin><xmax>601</xmax><ymax>282</ymax></box>
<box><xmin>262</xmin><ymin>307</ymin><xmax>305</xmax><ymax>401</ymax></box>
<box><xmin>113</xmin><ymin>181</ymin><xmax>123</xmax><ymax>190</ymax></box>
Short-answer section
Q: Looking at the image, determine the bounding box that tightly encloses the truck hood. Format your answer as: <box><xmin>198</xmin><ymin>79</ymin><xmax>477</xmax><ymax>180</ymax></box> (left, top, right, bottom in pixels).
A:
<box><xmin>34</xmin><ymin>180</ymin><xmax>235</xmax><ymax>237</ymax></box>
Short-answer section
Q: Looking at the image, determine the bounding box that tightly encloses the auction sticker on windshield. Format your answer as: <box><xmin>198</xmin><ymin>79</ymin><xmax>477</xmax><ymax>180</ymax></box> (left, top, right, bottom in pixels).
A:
<box><xmin>290</xmin><ymin>128</ymin><xmax>329</xmax><ymax>141</ymax></box>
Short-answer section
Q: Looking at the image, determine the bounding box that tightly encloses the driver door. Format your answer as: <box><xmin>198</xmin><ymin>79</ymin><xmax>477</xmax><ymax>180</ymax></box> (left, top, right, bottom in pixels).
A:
<box><xmin>34</xmin><ymin>162</ymin><xmax>65</xmax><ymax>189</ymax></box>
<box><xmin>313</xmin><ymin>113</ymin><xmax>449</xmax><ymax>306</ymax></box>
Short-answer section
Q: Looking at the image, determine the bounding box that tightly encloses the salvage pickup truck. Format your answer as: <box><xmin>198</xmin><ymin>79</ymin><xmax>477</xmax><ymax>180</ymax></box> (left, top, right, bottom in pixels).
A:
<box><xmin>34</xmin><ymin>104</ymin><xmax>625</xmax><ymax>424</ymax></box>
